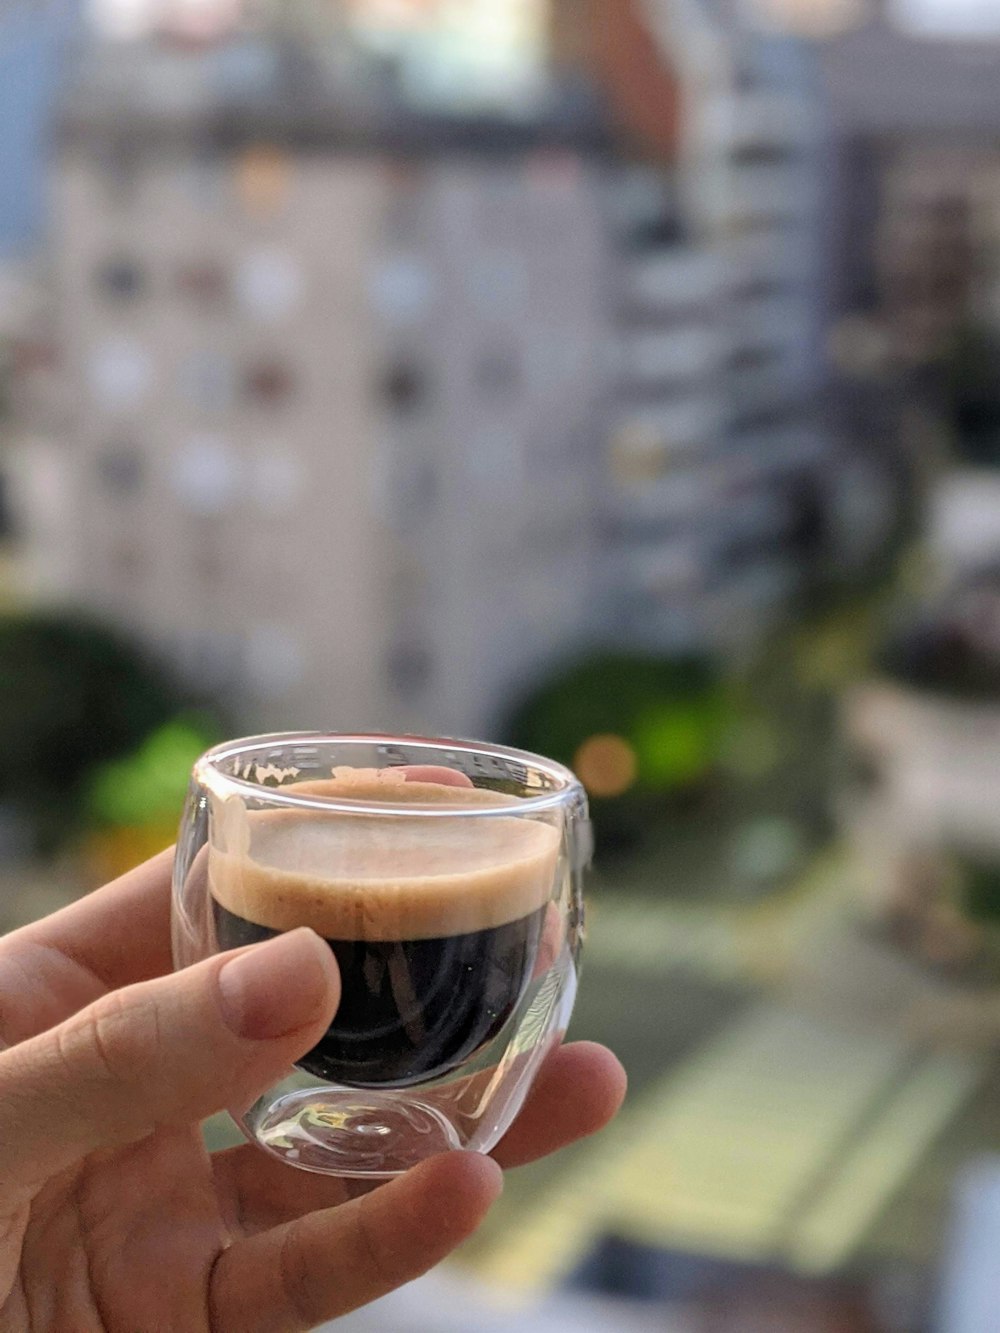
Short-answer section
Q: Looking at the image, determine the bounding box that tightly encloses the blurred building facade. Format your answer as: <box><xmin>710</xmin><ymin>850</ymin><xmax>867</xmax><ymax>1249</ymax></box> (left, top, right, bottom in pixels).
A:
<box><xmin>51</xmin><ymin>34</ymin><xmax>608</xmax><ymax>737</ymax></box>
<box><xmin>823</xmin><ymin>0</ymin><xmax>1000</xmax><ymax>367</ymax></box>
<box><xmin>559</xmin><ymin>0</ymin><xmax>831</xmax><ymax>654</ymax></box>
<box><xmin>688</xmin><ymin>0</ymin><xmax>829</xmax><ymax>643</ymax></box>
<box><xmin>0</xmin><ymin>253</ymin><xmax>75</xmax><ymax>607</ymax></box>
<box><xmin>15</xmin><ymin>0</ymin><xmax>845</xmax><ymax>737</ymax></box>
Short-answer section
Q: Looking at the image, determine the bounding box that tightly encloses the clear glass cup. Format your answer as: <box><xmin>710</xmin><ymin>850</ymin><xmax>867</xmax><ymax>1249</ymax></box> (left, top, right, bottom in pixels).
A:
<box><xmin>172</xmin><ymin>733</ymin><xmax>589</xmax><ymax>1178</ymax></box>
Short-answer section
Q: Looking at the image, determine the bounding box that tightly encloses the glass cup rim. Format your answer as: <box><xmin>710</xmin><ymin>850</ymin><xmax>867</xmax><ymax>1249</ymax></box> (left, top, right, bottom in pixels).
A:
<box><xmin>194</xmin><ymin>731</ymin><xmax>583</xmax><ymax>818</ymax></box>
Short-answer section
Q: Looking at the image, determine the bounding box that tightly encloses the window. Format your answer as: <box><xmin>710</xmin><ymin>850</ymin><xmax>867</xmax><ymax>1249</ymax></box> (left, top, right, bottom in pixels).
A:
<box><xmin>97</xmin><ymin>446</ymin><xmax>144</xmax><ymax>497</ymax></box>
<box><xmin>96</xmin><ymin>259</ymin><xmax>145</xmax><ymax>301</ymax></box>
<box><xmin>379</xmin><ymin>362</ymin><xmax>429</xmax><ymax>415</ymax></box>
<box><xmin>176</xmin><ymin>262</ymin><xmax>229</xmax><ymax>305</ymax></box>
<box><xmin>245</xmin><ymin>362</ymin><xmax>296</xmax><ymax>407</ymax></box>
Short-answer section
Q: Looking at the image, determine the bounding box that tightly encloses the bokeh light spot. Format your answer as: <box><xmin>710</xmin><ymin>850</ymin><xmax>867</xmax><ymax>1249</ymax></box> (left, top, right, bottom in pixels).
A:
<box><xmin>574</xmin><ymin>734</ymin><xmax>639</xmax><ymax>799</ymax></box>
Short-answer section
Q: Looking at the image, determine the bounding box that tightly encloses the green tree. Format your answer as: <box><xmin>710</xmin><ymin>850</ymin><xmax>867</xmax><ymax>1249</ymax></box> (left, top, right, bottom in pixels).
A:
<box><xmin>0</xmin><ymin>612</ymin><xmax>187</xmax><ymax>846</ymax></box>
<box><xmin>86</xmin><ymin>716</ymin><xmax>221</xmax><ymax>832</ymax></box>
<box><xmin>505</xmin><ymin>653</ymin><xmax>732</xmax><ymax>848</ymax></box>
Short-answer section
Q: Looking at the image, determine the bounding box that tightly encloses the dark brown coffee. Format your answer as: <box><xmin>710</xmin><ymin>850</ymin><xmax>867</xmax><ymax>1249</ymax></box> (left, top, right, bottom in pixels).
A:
<box><xmin>209</xmin><ymin>774</ymin><xmax>559</xmax><ymax>1088</ymax></box>
<box><xmin>213</xmin><ymin>900</ymin><xmax>548</xmax><ymax>1085</ymax></box>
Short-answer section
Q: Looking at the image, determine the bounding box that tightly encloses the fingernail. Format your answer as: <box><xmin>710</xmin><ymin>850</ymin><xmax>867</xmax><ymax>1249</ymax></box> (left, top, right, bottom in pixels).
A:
<box><xmin>218</xmin><ymin>929</ymin><xmax>338</xmax><ymax>1040</ymax></box>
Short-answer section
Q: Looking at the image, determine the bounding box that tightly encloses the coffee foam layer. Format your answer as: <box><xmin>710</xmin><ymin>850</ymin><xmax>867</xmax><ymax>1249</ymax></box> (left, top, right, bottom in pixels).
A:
<box><xmin>209</xmin><ymin>777</ymin><xmax>561</xmax><ymax>941</ymax></box>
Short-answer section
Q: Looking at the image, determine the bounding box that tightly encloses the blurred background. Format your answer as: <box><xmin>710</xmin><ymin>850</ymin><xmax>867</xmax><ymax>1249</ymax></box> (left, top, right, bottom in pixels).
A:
<box><xmin>6</xmin><ymin>0</ymin><xmax>1000</xmax><ymax>1328</ymax></box>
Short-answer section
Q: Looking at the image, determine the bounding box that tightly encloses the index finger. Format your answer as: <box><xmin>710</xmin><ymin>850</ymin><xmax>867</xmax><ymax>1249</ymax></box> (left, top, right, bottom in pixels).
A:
<box><xmin>2</xmin><ymin>765</ymin><xmax>477</xmax><ymax>1027</ymax></box>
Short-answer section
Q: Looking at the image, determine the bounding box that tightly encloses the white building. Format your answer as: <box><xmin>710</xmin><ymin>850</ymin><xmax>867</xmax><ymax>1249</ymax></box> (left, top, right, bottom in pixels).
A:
<box><xmin>25</xmin><ymin>4</ymin><xmax>842</xmax><ymax>739</ymax></box>
<box><xmin>49</xmin><ymin>35</ymin><xmax>607</xmax><ymax>738</ymax></box>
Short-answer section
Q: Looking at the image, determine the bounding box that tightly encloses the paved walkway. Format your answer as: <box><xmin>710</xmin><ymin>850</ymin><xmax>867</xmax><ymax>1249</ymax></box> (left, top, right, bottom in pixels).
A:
<box><xmin>463</xmin><ymin>1001</ymin><xmax>984</xmax><ymax>1298</ymax></box>
<box><xmin>460</xmin><ymin>857</ymin><xmax>988</xmax><ymax>1300</ymax></box>
<box><xmin>584</xmin><ymin>850</ymin><xmax>849</xmax><ymax>987</ymax></box>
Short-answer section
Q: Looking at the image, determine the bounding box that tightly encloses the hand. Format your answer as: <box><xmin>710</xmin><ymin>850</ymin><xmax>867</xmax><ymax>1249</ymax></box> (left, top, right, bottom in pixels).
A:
<box><xmin>0</xmin><ymin>850</ymin><xmax>625</xmax><ymax>1331</ymax></box>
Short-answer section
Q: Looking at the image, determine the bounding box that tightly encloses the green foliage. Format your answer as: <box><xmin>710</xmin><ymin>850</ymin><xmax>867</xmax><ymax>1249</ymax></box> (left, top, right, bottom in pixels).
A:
<box><xmin>943</xmin><ymin>324</ymin><xmax>1000</xmax><ymax>467</ymax></box>
<box><xmin>631</xmin><ymin>699</ymin><xmax>724</xmax><ymax>789</ymax></box>
<box><xmin>0</xmin><ymin>612</ymin><xmax>187</xmax><ymax>840</ymax></box>
<box><xmin>958</xmin><ymin>857</ymin><xmax>1000</xmax><ymax>925</ymax></box>
<box><xmin>86</xmin><ymin>716</ymin><xmax>221</xmax><ymax>830</ymax></box>
<box><xmin>506</xmin><ymin>653</ymin><xmax>729</xmax><ymax>795</ymax></box>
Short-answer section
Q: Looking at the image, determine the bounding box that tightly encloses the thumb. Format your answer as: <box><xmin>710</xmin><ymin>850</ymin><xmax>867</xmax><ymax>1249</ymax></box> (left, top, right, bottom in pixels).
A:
<box><xmin>0</xmin><ymin>929</ymin><xmax>339</xmax><ymax>1198</ymax></box>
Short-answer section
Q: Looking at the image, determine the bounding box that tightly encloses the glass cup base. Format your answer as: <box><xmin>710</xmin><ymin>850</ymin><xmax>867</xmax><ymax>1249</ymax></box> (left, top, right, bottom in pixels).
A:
<box><xmin>242</xmin><ymin>1088</ymin><xmax>463</xmax><ymax>1178</ymax></box>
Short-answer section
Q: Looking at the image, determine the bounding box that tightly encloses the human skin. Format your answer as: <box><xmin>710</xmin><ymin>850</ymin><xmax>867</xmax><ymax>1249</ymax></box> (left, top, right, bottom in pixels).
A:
<box><xmin>0</xmin><ymin>782</ymin><xmax>625</xmax><ymax>1330</ymax></box>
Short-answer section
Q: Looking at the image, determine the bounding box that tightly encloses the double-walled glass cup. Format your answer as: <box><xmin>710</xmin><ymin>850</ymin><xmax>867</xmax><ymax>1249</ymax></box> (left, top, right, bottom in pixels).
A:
<box><xmin>172</xmin><ymin>734</ymin><xmax>588</xmax><ymax>1177</ymax></box>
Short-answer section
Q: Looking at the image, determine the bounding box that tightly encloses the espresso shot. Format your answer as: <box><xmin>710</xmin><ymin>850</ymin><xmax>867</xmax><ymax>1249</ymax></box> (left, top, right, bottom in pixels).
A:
<box><xmin>209</xmin><ymin>773</ymin><xmax>561</xmax><ymax>1088</ymax></box>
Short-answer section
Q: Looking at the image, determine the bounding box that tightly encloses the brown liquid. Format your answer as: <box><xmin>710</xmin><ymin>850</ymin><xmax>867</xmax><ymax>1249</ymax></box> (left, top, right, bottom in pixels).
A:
<box><xmin>210</xmin><ymin>777</ymin><xmax>560</xmax><ymax>1087</ymax></box>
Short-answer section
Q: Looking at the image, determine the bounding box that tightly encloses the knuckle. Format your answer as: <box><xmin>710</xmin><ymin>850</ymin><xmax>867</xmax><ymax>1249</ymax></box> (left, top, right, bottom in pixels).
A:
<box><xmin>61</xmin><ymin>988</ymin><xmax>157</xmax><ymax>1088</ymax></box>
<box><xmin>279</xmin><ymin>1221</ymin><xmax>326</xmax><ymax>1327</ymax></box>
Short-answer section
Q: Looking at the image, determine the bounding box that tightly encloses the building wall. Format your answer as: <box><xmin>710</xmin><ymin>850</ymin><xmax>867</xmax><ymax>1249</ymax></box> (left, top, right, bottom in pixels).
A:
<box><xmin>52</xmin><ymin>144</ymin><xmax>393</xmax><ymax>733</ymax></box>
<box><xmin>372</xmin><ymin>153</ymin><xmax>608</xmax><ymax>737</ymax></box>
<box><xmin>50</xmin><ymin>133</ymin><xmax>608</xmax><ymax>740</ymax></box>
<box><xmin>874</xmin><ymin>143</ymin><xmax>1000</xmax><ymax>368</ymax></box>
<box><xmin>604</xmin><ymin>171</ymin><xmax>731</xmax><ymax>652</ymax></box>
<box><xmin>35</xmin><ymin>4</ymin><xmax>843</xmax><ymax>744</ymax></box>
<box><xmin>601</xmin><ymin>0</ymin><xmax>829</xmax><ymax>652</ymax></box>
